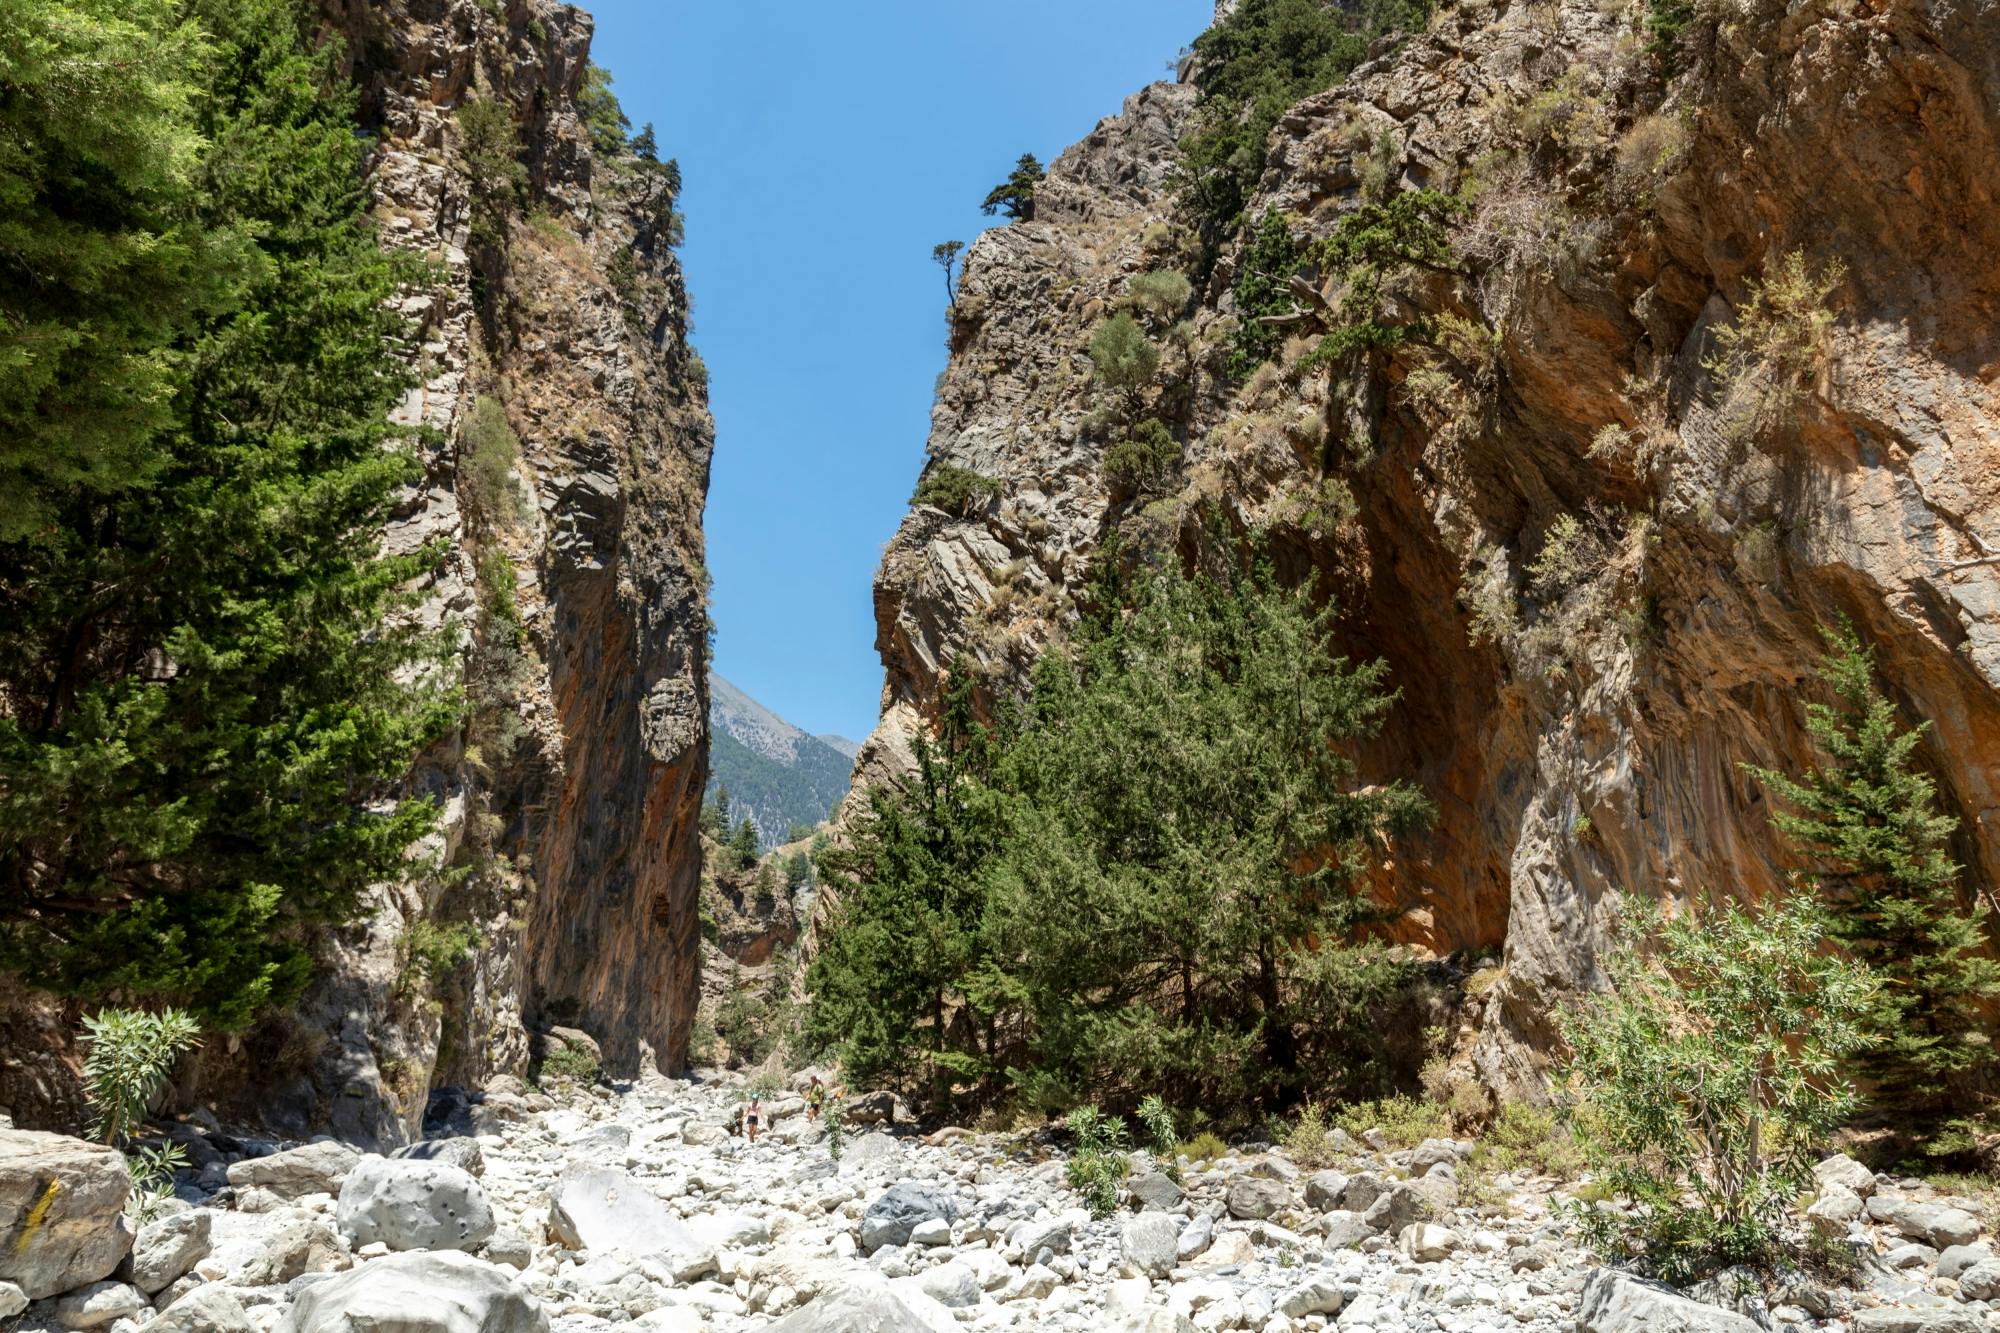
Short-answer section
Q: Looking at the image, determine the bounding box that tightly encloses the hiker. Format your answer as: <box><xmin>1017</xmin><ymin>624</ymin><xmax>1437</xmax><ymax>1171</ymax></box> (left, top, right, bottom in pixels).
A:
<box><xmin>744</xmin><ymin>1095</ymin><xmax>761</xmax><ymax>1144</ymax></box>
<box><xmin>805</xmin><ymin>1075</ymin><xmax>825</xmax><ymax>1123</ymax></box>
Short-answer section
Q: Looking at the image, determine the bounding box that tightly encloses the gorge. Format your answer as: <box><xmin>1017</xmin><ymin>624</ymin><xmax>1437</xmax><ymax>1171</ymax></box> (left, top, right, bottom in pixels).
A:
<box><xmin>2</xmin><ymin>0</ymin><xmax>2000</xmax><ymax>1325</ymax></box>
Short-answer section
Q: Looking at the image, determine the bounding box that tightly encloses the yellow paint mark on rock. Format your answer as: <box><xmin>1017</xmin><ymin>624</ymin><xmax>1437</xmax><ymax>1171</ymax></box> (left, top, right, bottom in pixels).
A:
<box><xmin>14</xmin><ymin>1177</ymin><xmax>61</xmax><ymax>1254</ymax></box>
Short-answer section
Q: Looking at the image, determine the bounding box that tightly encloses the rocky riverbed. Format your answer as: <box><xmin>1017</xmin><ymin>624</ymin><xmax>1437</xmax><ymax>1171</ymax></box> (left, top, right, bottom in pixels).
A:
<box><xmin>4</xmin><ymin>1067</ymin><xmax>2000</xmax><ymax>1332</ymax></box>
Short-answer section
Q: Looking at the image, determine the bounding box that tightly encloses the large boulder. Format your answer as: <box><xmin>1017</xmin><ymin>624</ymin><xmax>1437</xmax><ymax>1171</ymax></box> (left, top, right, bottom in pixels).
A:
<box><xmin>1813</xmin><ymin>1154</ymin><xmax>1877</xmax><ymax>1198</ymax></box>
<box><xmin>128</xmin><ymin>1208</ymin><xmax>212</xmax><ymax>1293</ymax></box>
<box><xmin>1852</xmin><ymin>1312</ymin><xmax>1988</xmax><ymax>1333</ymax></box>
<box><xmin>226</xmin><ymin>1141</ymin><xmax>359</xmax><ymax>1200</ymax></box>
<box><xmin>53</xmin><ymin>1280</ymin><xmax>148</xmax><ymax>1329</ymax></box>
<box><xmin>1363</xmin><ymin>1177</ymin><xmax>1455</xmax><ymax>1233</ymax></box>
<box><xmin>0</xmin><ymin>1129</ymin><xmax>134</xmax><ymax>1300</ymax></box>
<box><xmin>860</xmin><ymin>1182</ymin><xmax>959</xmax><ymax>1252</ymax></box>
<box><xmin>1577</xmin><ymin>1269</ymin><xmax>1763</xmax><ymax>1332</ymax></box>
<box><xmin>152</xmin><ymin>1285</ymin><xmax>257</xmax><ymax>1333</ymax></box>
<box><xmin>763</xmin><ymin>1281</ymin><xmax>942</xmax><ymax>1333</ymax></box>
<box><xmin>546</xmin><ymin>1166</ymin><xmax>712</xmax><ymax>1279</ymax></box>
<box><xmin>336</xmin><ymin>1155</ymin><xmax>495</xmax><ymax>1252</ymax></box>
<box><xmin>277</xmin><ymin>1250</ymin><xmax>549</xmax><ymax>1332</ymax></box>
<box><xmin>1120</xmin><ymin>1213</ymin><xmax>1179</xmax><ymax>1278</ymax></box>
<box><xmin>393</xmin><ymin>1138</ymin><xmax>487</xmax><ymax>1178</ymax></box>
<box><xmin>1882</xmin><ymin>1200</ymin><xmax>1983</xmax><ymax>1249</ymax></box>
<box><xmin>1224</xmin><ymin>1176</ymin><xmax>1290</xmax><ymax>1220</ymax></box>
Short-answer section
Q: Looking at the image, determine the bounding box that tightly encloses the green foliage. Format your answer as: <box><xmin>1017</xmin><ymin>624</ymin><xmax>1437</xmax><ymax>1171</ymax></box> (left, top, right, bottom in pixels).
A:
<box><xmin>1331</xmin><ymin>1094</ymin><xmax>1451</xmax><ymax>1150</ymax></box>
<box><xmin>1064</xmin><ymin>1106</ymin><xmax>1133</xmax><ymax>1217</ymax></box>
<box><xmin>1177</xmin><ymin>0</ymin><xmax>1433</xmax><ymax>257</ymax></box>
<box><xmin>730</xmin><ymin>817</ymin><xmax>762</xmax><ymax>868</ymax></box>
<box><xmin>1745</xmin><ymin>625</ymin><xmax>2000</xmax><ymax>1127</ymax></box>
<box><xmin>1556</xmin><ymin>896</ymin><xmax>1876</xmax><ymax>1284</ymax></box>
<box><xmin>398</xmin><ymin>919</ymin><xmax>482</xmax><ymax>998</ymax></box>
<box><xmin>1137</xmin><ymin>1094</ymin><xmax>1181</xmax><ymax>1164</ymax></box>
<box><xmin>461</xmin><ymin>396</ymin><xmax>526</xmax><ymax>529</ymax></box>
<box><xmin>1088</xmin><ymin>312</ymin><xmax>1161</xmax><ymax>400</ymax></box>
<box><xmin>981</xmin><ymin>153</ymin><xmax>1045</xmax><ymax>222</ymax></box>
<box><xmin>0</xmin><ymin>0</ymin><xmax>224</xmax><ymax>539</ymax></box>
<box><xmin>1475</xmin><ymin>1102</ymin><xmax>1585</xmax><ymax>1179</ymax></box>
<box><xmin>1103</xmin><ymin>419</ymin><xmax>1182</xmax><ymax>492</ymax></box>
<box><xmin>458</xmin><ymin>94</ymin><xmax>525</xmax><ymax>252</ymax></box>
<box><xmin>806</xmin><ymin>539</ymin><xmax>1430</xmax><ymax>1117</ymax></box>
<box><xmin>1281</xmin><ymin>1102</ymin><xmax>1346</xmax><ymax>1167</ymax></box>
<box><xmin>911</xmin><ymin>464</ymin><xmax>1002</xmax><ymax>516</ymax></box>
<box><xmin>825</xmin><ymin>1086</ymin><xmax>847</xmax><ymax>1162</ymax></box>
<box><xmin>81</xmin><ymin>1007</ymin><xmax>202</xmax><ymax>1146</ymax></box>
<box><xmin>1705</xmin><ymin>250</ymin><xmax>1844</xmax><ymax>420</ymax></box>
<box><xmin>1228</xmin><ymin>211</ymin><xmax>1303</xmax><ymax>379</ymax></box>
<box><xmin>622</xmin><ymin>127</ymin><xmax>684</xmax><ymax>251</ymax></box>
<box><xmin>0</xmin><ymin>0</ymin><xmax>454</xmax><ymax>1029</ymax></box>
<box><xmin>933</xmin><ymin>240</ymin><xmax>966</xmax><ymax>306</ymax></box>
<box><xmin>128</xmin><ymin>1140</ymin><xmax>190</xmax><ymax>1223</ymax></box>
<box><xmin>1644</xmin><ymin>0</ymin><xmax>1696</xmax><ymax>69</ymax></box>
<box><xmin>539</xmin><ymin>1039</ymin><xmax>601</xmax><ymax>1085</ymax></box>
<box><xmin>576</xmin><ymin>63</ymin><xmax>629</xmax><ymax>156</ymax></box>
<box><xmin>785</xmin><ymin>850</ymin><xmax>812</xmax><ymax>891</ymax></box>
<box><xmin>1127</xmin><ymin>270</ymin><xmax>1193</xmax><ymax>326</ymax></box>
<box><xmin>1184</xmin><ymin>1130</ymin><xmax>1229</xmax><ymax>1167</ymax></box>
<box><xmin>1295</xmin><ymin>189</ymin><xmax>1468</xmax><ymax>375</ymax></box>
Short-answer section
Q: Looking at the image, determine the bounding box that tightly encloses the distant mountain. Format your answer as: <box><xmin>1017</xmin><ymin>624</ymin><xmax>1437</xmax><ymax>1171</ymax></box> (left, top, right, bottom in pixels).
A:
<box><xmin>707</xmin><ymin>676</ymin><xmax>856</xmax><ymax>848</ymax></box>
<box><xmin>816</xmin><ymin>733</ymin><xmax>862</xmax><ymax>760</ymax></box>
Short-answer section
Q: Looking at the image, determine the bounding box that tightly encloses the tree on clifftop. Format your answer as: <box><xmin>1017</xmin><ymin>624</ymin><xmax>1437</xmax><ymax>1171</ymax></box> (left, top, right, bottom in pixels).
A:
<box><xmin>981</xmin><ymin>153</ymin><xmax>1045</xmax><ymax>222</ymax></box>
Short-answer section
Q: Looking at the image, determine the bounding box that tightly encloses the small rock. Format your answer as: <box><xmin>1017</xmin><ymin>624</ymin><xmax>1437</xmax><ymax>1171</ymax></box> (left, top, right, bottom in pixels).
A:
<box><xmin>1225</xmin><ymin>1177</ymin><xmax>1290</xmax><ymax>1220</ymax></box>
<box><xmin>1401</xmin><ymin>1222</ymin><xmax>1462</xmax><ymax>1262</ymax></box>
<box><xmin>859</xmin><ymin>1182</ymin><xmax>958</xmax><ymax>1253</ymax></box>
<box><xmin>1813</xmin><ymin>1153</ymin><xmax>1877</xmax><ymax>1198</ymax></box>
<box><xmin>1938</xmin><ymin>1243</ymin><xmax>1993</xmax><ymax>1280</ymax></box>
<box><xmin>151</xmin><ymin>1285</ymin><xmax>257</xmax><ymax>1333</ymax></box>
<box><xmin>225</xmin><ymin>1141</ymin><xmax>359</xmax><ymax>1201</ymax></box>
<box><xmin>1304</xmin><ymin>1171</ymin><xmax>1349</xmax><ymax>1212</ymax></box>
<box><xmin>1280</xmin><ymin>1277</ymin><xmax>1344</xmax><ymax>1318</ymax></box>
<box><xmin>128</xmin><ymin>1209</ymin><xmax>211</xmax><ymax>1294</ymax></box>
<box><xmin>1956</xmin><ymin>1258</ymin><xmax>2000</xmax><ymax>1301</ymax></box>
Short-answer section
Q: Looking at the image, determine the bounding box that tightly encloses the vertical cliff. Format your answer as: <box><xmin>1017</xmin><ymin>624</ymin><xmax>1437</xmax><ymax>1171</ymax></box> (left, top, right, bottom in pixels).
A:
<box><xmin>232</xmin><ymin>0</ymin><xmax>712</xmax><ymax>1144</ymax></box>
<box><xmin>854</xmin><ymin>0</ymin><xmax>2000</xmax><ymax>1097</ymax></box>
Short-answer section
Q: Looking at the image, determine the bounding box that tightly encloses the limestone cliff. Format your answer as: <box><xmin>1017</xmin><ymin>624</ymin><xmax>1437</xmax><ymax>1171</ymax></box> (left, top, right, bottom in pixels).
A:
<box><xmin>855</xmin><ymin>0</ymin><xmax>2000</xmax><ymax>1097</ymax></box>
<box><xmin>218</xmin><ymin>0</ymin><xmax>713</xmax><ymax>1144</ymax></box>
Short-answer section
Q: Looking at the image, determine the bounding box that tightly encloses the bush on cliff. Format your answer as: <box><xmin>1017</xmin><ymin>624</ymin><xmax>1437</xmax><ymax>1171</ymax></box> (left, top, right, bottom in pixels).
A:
<box><xmin>0</xmin><ymin>0</ymin><xmax>452</xmax><ymax>1028</ymax></box>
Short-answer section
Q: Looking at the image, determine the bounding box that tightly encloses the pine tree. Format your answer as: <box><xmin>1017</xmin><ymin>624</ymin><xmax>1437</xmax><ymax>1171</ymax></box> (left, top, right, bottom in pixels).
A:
<box><xmin>731</xmin><ymin>818</ymin><xmax>762</xmax><ymax>869</ymax></box>
<box><xmin>0</xmin><ymin>0</ymin><xmax>452</xmax><ymax>1029</ymax></box>
<box><xmin>1746</xmin><ymin>624</ymin><xmax>2000</xmax><ymax>1124</ymax></box>
<box><xmin>980</xmin><ymin>153</ymin><xmax>1045</xmax><ymax>222</ymax></box>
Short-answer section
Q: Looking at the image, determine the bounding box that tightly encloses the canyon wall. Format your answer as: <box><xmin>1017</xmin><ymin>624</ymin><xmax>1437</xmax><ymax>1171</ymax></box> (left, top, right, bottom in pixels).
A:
<box><xmin>854</xmin><ymin>0</ymin><xmax>2000</xmax><ymax>1096</ymax></box>
<box><xmin>182</xmin><ymin>0</ymin><xmax>712</xmax><ymax>1146</ymax></box>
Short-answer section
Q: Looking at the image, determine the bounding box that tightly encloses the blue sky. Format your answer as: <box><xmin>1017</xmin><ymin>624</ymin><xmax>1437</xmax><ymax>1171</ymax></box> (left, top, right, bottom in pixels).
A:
<box><xmin>584</xmin><ymin>0</ymin><xmax>1212</xmax><ymax>742</ymax></box>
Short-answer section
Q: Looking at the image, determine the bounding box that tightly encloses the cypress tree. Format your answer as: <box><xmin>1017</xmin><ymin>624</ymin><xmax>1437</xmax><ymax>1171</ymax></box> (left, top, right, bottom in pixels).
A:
<box><xmin>0</xmin><ymin>0</ymin><xmax>453</xmax><ymax>1029</ymax></box>
<box><xmin>1746</xmin><ymin>625</ymin><xmax>2000</xmax><ymax>1125</ymax></box>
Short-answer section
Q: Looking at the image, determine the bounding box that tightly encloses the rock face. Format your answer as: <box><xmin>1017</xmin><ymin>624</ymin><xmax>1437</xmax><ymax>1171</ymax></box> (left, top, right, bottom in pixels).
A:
<box><xmin>849</xmin><ymin>0</ymin><xmax>2000</xmax><ymax>1093</ymax></box>
<box><xmin>0</xmin><ymin>1129</ymin><xmax>132</xmax><ymax>1300</ymax></box>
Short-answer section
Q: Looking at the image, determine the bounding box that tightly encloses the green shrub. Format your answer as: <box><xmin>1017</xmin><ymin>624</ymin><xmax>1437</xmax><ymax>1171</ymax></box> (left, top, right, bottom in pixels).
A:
<box><xmin>911</xmin><ymin>464</ymin><xmax>1002</xmax><ymax>516</ymax></box>
<box><xmin>1089</xmin><ymin>313</ymin><xmax>1160</xmax><ymax>401</ymax></box>
<box><xmin>1476</xmin><ymin>1102</ymin><xmax>1584</xmax><ymax>1179</ymax></box>
<box><xmin>1064</xmin><ymin>1106</ymin><xmax>1132</xmax><ymax>1217</ymax></box>
<box><xmin>82</xmin><ymin>1008</ymin><xmax>202</xmax><ymax>1146</ymax></box>
<box><xmin>1557</xmin><ymin>896</ymin><xmax>1875</xmax><ymax>1283</ymax></box>
<box><xmin>576</xmin><ymin>63</ymin><xmax>629</xmax><ymax>156</ymax></box>
<box><xmin>398</xmin><ymin>920</ymin><xmax>482</xmax><ymax>998</ymax></box>
<box><xmin>1282</xmin><ymin>1102</ymin><xmax>1348</xmax><ymax>1167</ymax></box>
<box><xmin>457</xmin><ymin>95</ymin><xmax>526</xmax><ymax>251</ymax></box>
<box><xmin>1184</xmin><ymin>1131</ymin><xmax>1229</xmax><ymax>1167</ymax></box>
<box><xmin>539</xmin><ymin>1039</ymin><xmax>601</xmax><ymax>1085</ymax></box>
<box><xmin>461</xmin><ymin>396</ymin><xmax>525</xmax><ymax>530</ymax></box>
<box><xmin>1332</xmin><ymin>1095</ymin><xmax>1451</xmax><ymax>1150</ymax></box>
<box><xmin>1103</xmin><ymin>419</ymin><xmax>1181</xmax><ymax>491</ymax></box>
<box><xmin>1227</xmin><ymin>212</ymin><xmax>1303</xmax><ymax>379</ymax></box>
<box><xmin>1177</xmin><ymin>0</ymin><xmax>1432</xmax><ymax>257</ymax></box>
<box><xmin>1127</xmin><ymin>270</ymin><xmax>1193</xmax><ymax>325</ymax></box>
<box><xmin>1705</xmin><ymin>249</ymin><xmax>1844</xmax><ymax>420</ymax></box>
